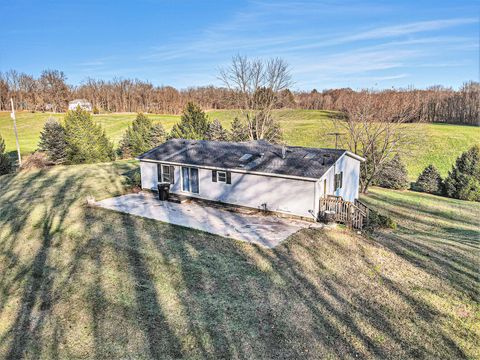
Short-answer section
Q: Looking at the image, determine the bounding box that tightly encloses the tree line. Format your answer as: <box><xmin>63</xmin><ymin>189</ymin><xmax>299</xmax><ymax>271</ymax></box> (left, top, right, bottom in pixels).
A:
<box><xmin>1</xmin><ymin>68</ymin><xmax>477</xmax><ymax>125</ymax></box>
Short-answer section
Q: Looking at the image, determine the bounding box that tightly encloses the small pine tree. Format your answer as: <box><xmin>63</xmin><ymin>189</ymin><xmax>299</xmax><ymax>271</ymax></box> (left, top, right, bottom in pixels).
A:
<box><xmin>444</xmin><ymin>145</ymin><xmax>480</xmax><ymax>201</ymax></box>
<box><xmin>374</xmin><ymin>154</ymin><xmax>409</xmax><ymax>190</ymax></box>
<box><xmin>230</xmin><ymin>117</ymin><xmax>249</xmax><ymax>142</ymax></box>
<box><xmin>207</xmin><ymin>119</ymin><xmax>228</xmax><ymax>141</ymax></box>
<box><xmin>119</xmin><ymin>114</ymin><xmax>167</xmax><ymax>158</ymax></box>
<box><xmin>0</xmin><ymin>134</ymin><xmax>12</xmax><ymax>175</ymax></box>
<box><xmin>170</xmin><ymin>102</ymin><xmax>210</xmax><ymax>140</ymax></box>
<box><xmin>38</xmin><ymin>117</ymin><xmax>67</xmax><ymax>164</ymax></box>
<box><xmin>64</xmin><ymin>107</ymin><xmax>115</xmax><ymax>164</ymax></box>
<box><xmin>119</xmin><ymin>113</ymin><xmax>153</xmax><ymax>157</ymax></box>
<box><xmin>412</xmin><ymin>165</ymin><xmax>443</xmax><ymax>194</ymax></box>
<box><xmin>150</xmin><ymin>123</ymin><xmax>166</xmax><ymax>147</ymax></box>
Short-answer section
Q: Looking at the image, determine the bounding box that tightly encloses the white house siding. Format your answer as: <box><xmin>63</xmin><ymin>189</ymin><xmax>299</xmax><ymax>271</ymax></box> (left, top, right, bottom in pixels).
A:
<box><xmin>140</xmin><ymin>162</ymin><xmax>157</xmax><ymax>190</ymax></box>
<box><xmin>140</xmin><ymin>161</ymin><xmax>316</xmax><ymax>219</ymax></box>
<box><xmin>316</xmin><ymin>154</ymin><xmax>360</xmax><ymax>203</ymax></box>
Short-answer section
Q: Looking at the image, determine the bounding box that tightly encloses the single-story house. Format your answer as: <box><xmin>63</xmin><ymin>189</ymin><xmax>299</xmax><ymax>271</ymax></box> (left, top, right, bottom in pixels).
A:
<box><xmin>68</xmin><ymin>99</ymin><xmax>93</xmax><ymax>111</ymax></box>
<box><xmin>138</xmin><ymin>139</ymin><xmax>365</xmax><ymax>221</ymax></box>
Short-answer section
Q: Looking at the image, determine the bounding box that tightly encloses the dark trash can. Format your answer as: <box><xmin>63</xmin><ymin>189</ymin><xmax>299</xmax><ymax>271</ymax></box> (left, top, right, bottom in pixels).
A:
<box><xmin>157</xmin><ymin>182</ymin><xmax>170</xmax><ymax>201</ymax></box>
<box><xmin>323</xmin><ymin>210</ymin><xmax>336</xmax><ymax>224</ymax></box>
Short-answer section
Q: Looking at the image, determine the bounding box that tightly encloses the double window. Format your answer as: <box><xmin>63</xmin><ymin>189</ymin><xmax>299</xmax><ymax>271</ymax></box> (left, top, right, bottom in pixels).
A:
<box><xmin>212</xmin><ymin>170</ymin><xmax>231</xmax><ymax>184</ymax></box>
<box><xmin>334</xmin><ymin>171</ymin><xmax>343</xmax><ymax>190</ymax></box>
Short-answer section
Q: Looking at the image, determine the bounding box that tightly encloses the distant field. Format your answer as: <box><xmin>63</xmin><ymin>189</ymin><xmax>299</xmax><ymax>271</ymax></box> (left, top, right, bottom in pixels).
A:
<box><xmin>0</xmin><ymin>110</ymin><xmax>478</xmax><ymax>179</ymax></box>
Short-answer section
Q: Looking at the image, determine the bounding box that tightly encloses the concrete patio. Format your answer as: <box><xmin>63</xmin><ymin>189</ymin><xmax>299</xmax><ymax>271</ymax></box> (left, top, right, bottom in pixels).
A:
<box><xmin>94</xmin><ymin>192</ymin><xmax>320</xmax><ymax>248</ymax></box>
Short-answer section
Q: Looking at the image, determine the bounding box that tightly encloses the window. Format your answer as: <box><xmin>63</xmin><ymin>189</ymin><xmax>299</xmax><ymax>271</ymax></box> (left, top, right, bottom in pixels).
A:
<box><xmin>158</xmin><ymin>164</ymin><xmax>174</xmax><ymax>184</ymax></box>
<box><xmin>239</xmin><ymin>153</ymin><xmax>253</xmax><ymax>161</ymax></box>
<box><xmin>162</xmin><ymin>165</ymin><xmax>170</xmax><ymax>183</ymax></box>
<box><xmin>334</xmin><ymin>171</ymin><xmax>343</xmax><ymax>190</ymax></box>
<box><xmin>212</xmin><ymin>170</ymin><xmax>231</xmax><ymax>184</ymax></box>
<box><xmin>217</xmin><ymin>171</ymin><xmax>227</xmax><ymax>182</ymax></box>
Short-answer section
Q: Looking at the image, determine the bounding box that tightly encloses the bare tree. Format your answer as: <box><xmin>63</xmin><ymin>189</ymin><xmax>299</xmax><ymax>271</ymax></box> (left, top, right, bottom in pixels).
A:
<box><xmin>219</xmin><ymin>55</ymin><xmax>292</xmax><ymax>142</ymax></box>
<box><xmin>334</xmin><ymin>90</ymin><xmax>421</xmax><ymax>193</ymax></box>
<box><xmin>39</xmin><ymin>70</ymin><xmax>69</xmax><ymax>112</ymax></box>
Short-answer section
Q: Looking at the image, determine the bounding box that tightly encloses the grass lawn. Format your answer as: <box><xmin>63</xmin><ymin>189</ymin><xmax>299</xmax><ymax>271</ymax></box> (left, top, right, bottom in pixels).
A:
<box><xmin>0</xmin><ymin>162</ymin><xmax>478</xmax><ymax>358</ymax></box>
<box><xmin>0</xmin><ymin>110</ymin><xmax>478</xmax><ymax>180</ymax></box>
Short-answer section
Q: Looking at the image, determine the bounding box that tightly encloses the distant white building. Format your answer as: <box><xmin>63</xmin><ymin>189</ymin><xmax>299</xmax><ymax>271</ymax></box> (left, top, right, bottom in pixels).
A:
<box><xmin>68</xmin><ymin>99</ymin><xmax>92</xmax><ymax>111</ymax></box>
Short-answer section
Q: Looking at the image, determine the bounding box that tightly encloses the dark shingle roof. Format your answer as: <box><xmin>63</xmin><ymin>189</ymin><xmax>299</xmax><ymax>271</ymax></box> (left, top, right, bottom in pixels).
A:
<box><xmin>138</xmin><ymin>139</ymin><xmax>347</xmax><ymax>179</ymax></box>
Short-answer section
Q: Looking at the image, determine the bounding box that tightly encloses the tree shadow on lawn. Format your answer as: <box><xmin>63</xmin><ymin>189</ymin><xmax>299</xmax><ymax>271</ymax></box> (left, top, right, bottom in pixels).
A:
<box><xmin>362</xmin><ymin>192</ymin><xmax>479</xmax><ymax>301</ymax></box>
<box><xmin>0</xmin><ymin>163</ymin><xmax>137</xmax><ymax>359</ymax></box>
<box><xmin>82</xmin><ymin>205</ymin><xmax>472</xmax><ymax>359</ymax></box>
<box><xmin>0</xmin><ymin>166</ymin><xmax>476</xmax><ymax>358</ymax></box>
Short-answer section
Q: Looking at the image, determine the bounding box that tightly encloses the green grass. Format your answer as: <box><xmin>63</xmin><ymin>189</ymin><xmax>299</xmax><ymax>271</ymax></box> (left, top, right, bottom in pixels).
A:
<box><xmin>1</xmin><ymin>110</ymin><xmax>478</xmax><ymax>179</ymax></box>
<box><xmin>0</xmin><ymin>162</ymin><xmax>478</xmax><ymax>358</ymax></box>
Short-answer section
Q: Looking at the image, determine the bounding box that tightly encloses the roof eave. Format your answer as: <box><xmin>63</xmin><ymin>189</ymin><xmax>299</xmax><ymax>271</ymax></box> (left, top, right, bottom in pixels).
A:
<box><xmin>345</xmin><ymin>151</ymin><xmax>366</xmax><ymax>162</ymax></box>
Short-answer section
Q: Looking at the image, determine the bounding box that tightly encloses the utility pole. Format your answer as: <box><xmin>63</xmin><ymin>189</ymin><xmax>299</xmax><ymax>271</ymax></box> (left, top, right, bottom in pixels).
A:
<box><xmin>10</xmin><ymin>98</ymin><xmax>22</xmax><ymax>166</ymax></box>
<box><xmin>327</xmin><ymin>132</ymin><xmax>344</xmax><ymax>149</ymax></box>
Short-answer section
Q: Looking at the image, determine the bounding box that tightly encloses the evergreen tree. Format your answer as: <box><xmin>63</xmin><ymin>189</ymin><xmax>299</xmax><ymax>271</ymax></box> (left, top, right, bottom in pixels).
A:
<box><xmin>374</xmin><ymin>154</ymin><xmax>409</xmax><ymax>190</ymax></box>
<box><xmin>150</xmin><ymin>123</ymin><xmax>166</xmax><ymax>146</ymax></box>
<box><xmin>170</xmin><ymin>102</ymin><xmax>210</xmax><ymax>140</ymax></box>
<box><xmin>64</xmin><ymin>107</ymin><xmax>115</xmax><ymax>164</ymax></box>
<box><xmin>444</xmin><ymin>145</ymin><xmax>480</xmax><ymax>201</ymax></box>
<box><xmin>119</xmin><ymin>113</ymin><xmax>153</xmax><ymax>157</ymax></box>
<box><xmin>0</xmin><ymin>134</ymin><xmax>12</xmax><ymax>175</ymax></box>
<box><xmin>38</xmin><ymin>117</ymin><xmax>67</xmax><ymax>164</ymax></box>
<box><xmin>230</xmin><ymin>117</ymin><xmax>249</xmax><ymax>141</ymax></box>
<box><xmin>412</xmin><ymin>165</ymin><xmax>443</xmax><ymax>194</ymax></box>
<box><xmin>207</xmin><ymin>119</ymin><xmax>228</xmax><ymax>141</ymax></box>
<box><xmin>119</xmin><ymin>114</ymin><xmax>167</xmax><ymax>158</ymax></box>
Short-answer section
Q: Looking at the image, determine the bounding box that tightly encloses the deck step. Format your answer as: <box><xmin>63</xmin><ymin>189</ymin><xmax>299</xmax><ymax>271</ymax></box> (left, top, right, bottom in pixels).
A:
<box><xmin>168</xmin><ymin>194</ymin><xmax>190</xmax><ymax>204</ymax></box>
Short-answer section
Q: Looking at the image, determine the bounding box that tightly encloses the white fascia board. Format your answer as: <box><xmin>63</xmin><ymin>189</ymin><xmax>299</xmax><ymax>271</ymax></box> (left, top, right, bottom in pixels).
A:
<box><xmin>345</xmin><ymin>151</ymin><xmax>366</xmax><ymax>162</ymax></box>
<box><xmin>139</xmin><ymin>159</ymin><xmax>319</xmax><ymax>182</ymax></box>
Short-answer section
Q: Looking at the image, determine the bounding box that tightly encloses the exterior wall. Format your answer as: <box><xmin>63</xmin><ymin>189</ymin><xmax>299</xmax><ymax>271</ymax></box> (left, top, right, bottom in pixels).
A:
<box><xmin>315</xmin><ymin>154</ymin><xmax>361</xmax><ymax>203</ymax></box>
<box><xmin>140</xmin><ymin>161</ymin><xmax>317</xmax><ymax>219</ymax></box>
<box><xmin>140</xmin><ymin>154</ymin><xmax>361</xmax><ymax>219</ymax></box>
<box><xmin>140</xmin><ymin>162</ymin><xmax>157</xmax><ymax>190</ymax></box>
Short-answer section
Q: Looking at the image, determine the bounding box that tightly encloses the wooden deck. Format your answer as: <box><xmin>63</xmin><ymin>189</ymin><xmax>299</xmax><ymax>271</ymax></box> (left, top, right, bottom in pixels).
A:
<box><xmin>319</xmin><ymin>195</ymin><xmax>369</xmax><ymax>230</ymax></box>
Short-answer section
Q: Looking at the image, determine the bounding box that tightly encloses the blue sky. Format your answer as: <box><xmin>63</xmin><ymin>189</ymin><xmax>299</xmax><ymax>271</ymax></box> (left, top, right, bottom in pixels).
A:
<box><xmin>0</xmin><ymin>0</ymin><xmax>478</xmax><ymax>90</ymax></box>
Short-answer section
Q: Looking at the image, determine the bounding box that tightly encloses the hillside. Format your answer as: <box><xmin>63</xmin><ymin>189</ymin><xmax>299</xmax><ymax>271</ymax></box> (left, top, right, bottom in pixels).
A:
<box><xmin>0</xmin><ymin>110</ymin><xmax>478</xmax><ymax>179</ymax></box>
<box><xmin>0</xmin><ymin>161</ymin><xmax>478</xmax><ymax>358</ymax></box>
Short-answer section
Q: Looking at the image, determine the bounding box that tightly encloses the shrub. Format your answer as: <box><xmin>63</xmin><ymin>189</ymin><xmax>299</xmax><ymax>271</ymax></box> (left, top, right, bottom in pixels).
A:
<box><xmin>366</xmin><ymin>209</ymin><xmax>397</xmax><ymax>232</ymax></box>
<box><xmin>444</xmin><ymin>145</ymin><xmax>480</xmax><ymax>201</ymax></box>
<box><xmin>170</xmin><ymin>102</ymin><xmax>210</xmax><ymax>140</ymax></box>
<box><xmin>20</xmin><ymin>152</ymin><xmax>51</xmax><ymax>171</ymax></box>
<box><xmin>93</xmin><ymin>106</ymin><xmax>100</xmax><ymax>114</ymax></box>
<box><xmin>38</xmin><ymin>117</ymin><xmax>68</xmax><ymax>164</ymax></box>
<box><xmin>0</xmin><ymin>134</ymin><xmax>12</xmax><ymax>175</ymax></box>
<box><xmin>64</xmin><ymin>107</ymin><xmax>115</xmax><ymax>164</ymax></box>
<box><xmin>374</xmin><ymin>154</ymin><xmax>409</xmax><ymax>190</ymax></box>
<box><xmin>412</xmin><ymin>165</ymin><xmax>443</xmax><ymax>194</ymax></box>
<box><xmin>207</xmin><ymin>119</ymin><xmax>228</xmax><ymax>141</ymax></box>
<box><xmin>124</xmin><ymin>167</ymin><xmax>142</xmax><ymax>188</ymax></box>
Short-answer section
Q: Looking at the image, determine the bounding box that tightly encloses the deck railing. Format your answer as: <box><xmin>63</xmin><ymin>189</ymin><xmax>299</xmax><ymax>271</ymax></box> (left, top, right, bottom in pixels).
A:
<box><xmin>320</xmin><ymin>196</ymin><xmax>368</xmax><ymax>230</ymax></box>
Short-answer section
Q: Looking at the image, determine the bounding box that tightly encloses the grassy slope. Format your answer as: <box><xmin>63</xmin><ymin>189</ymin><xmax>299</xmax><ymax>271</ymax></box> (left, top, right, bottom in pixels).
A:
<box><xmin>0</xmin><ymin>110</ymin><xmax>479</xmax><ymax>179</ymax></box>
<box><xmin>0</xmin><ymin>162</ymin><xmax>478</xmax><ymax>359</ymax></box>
